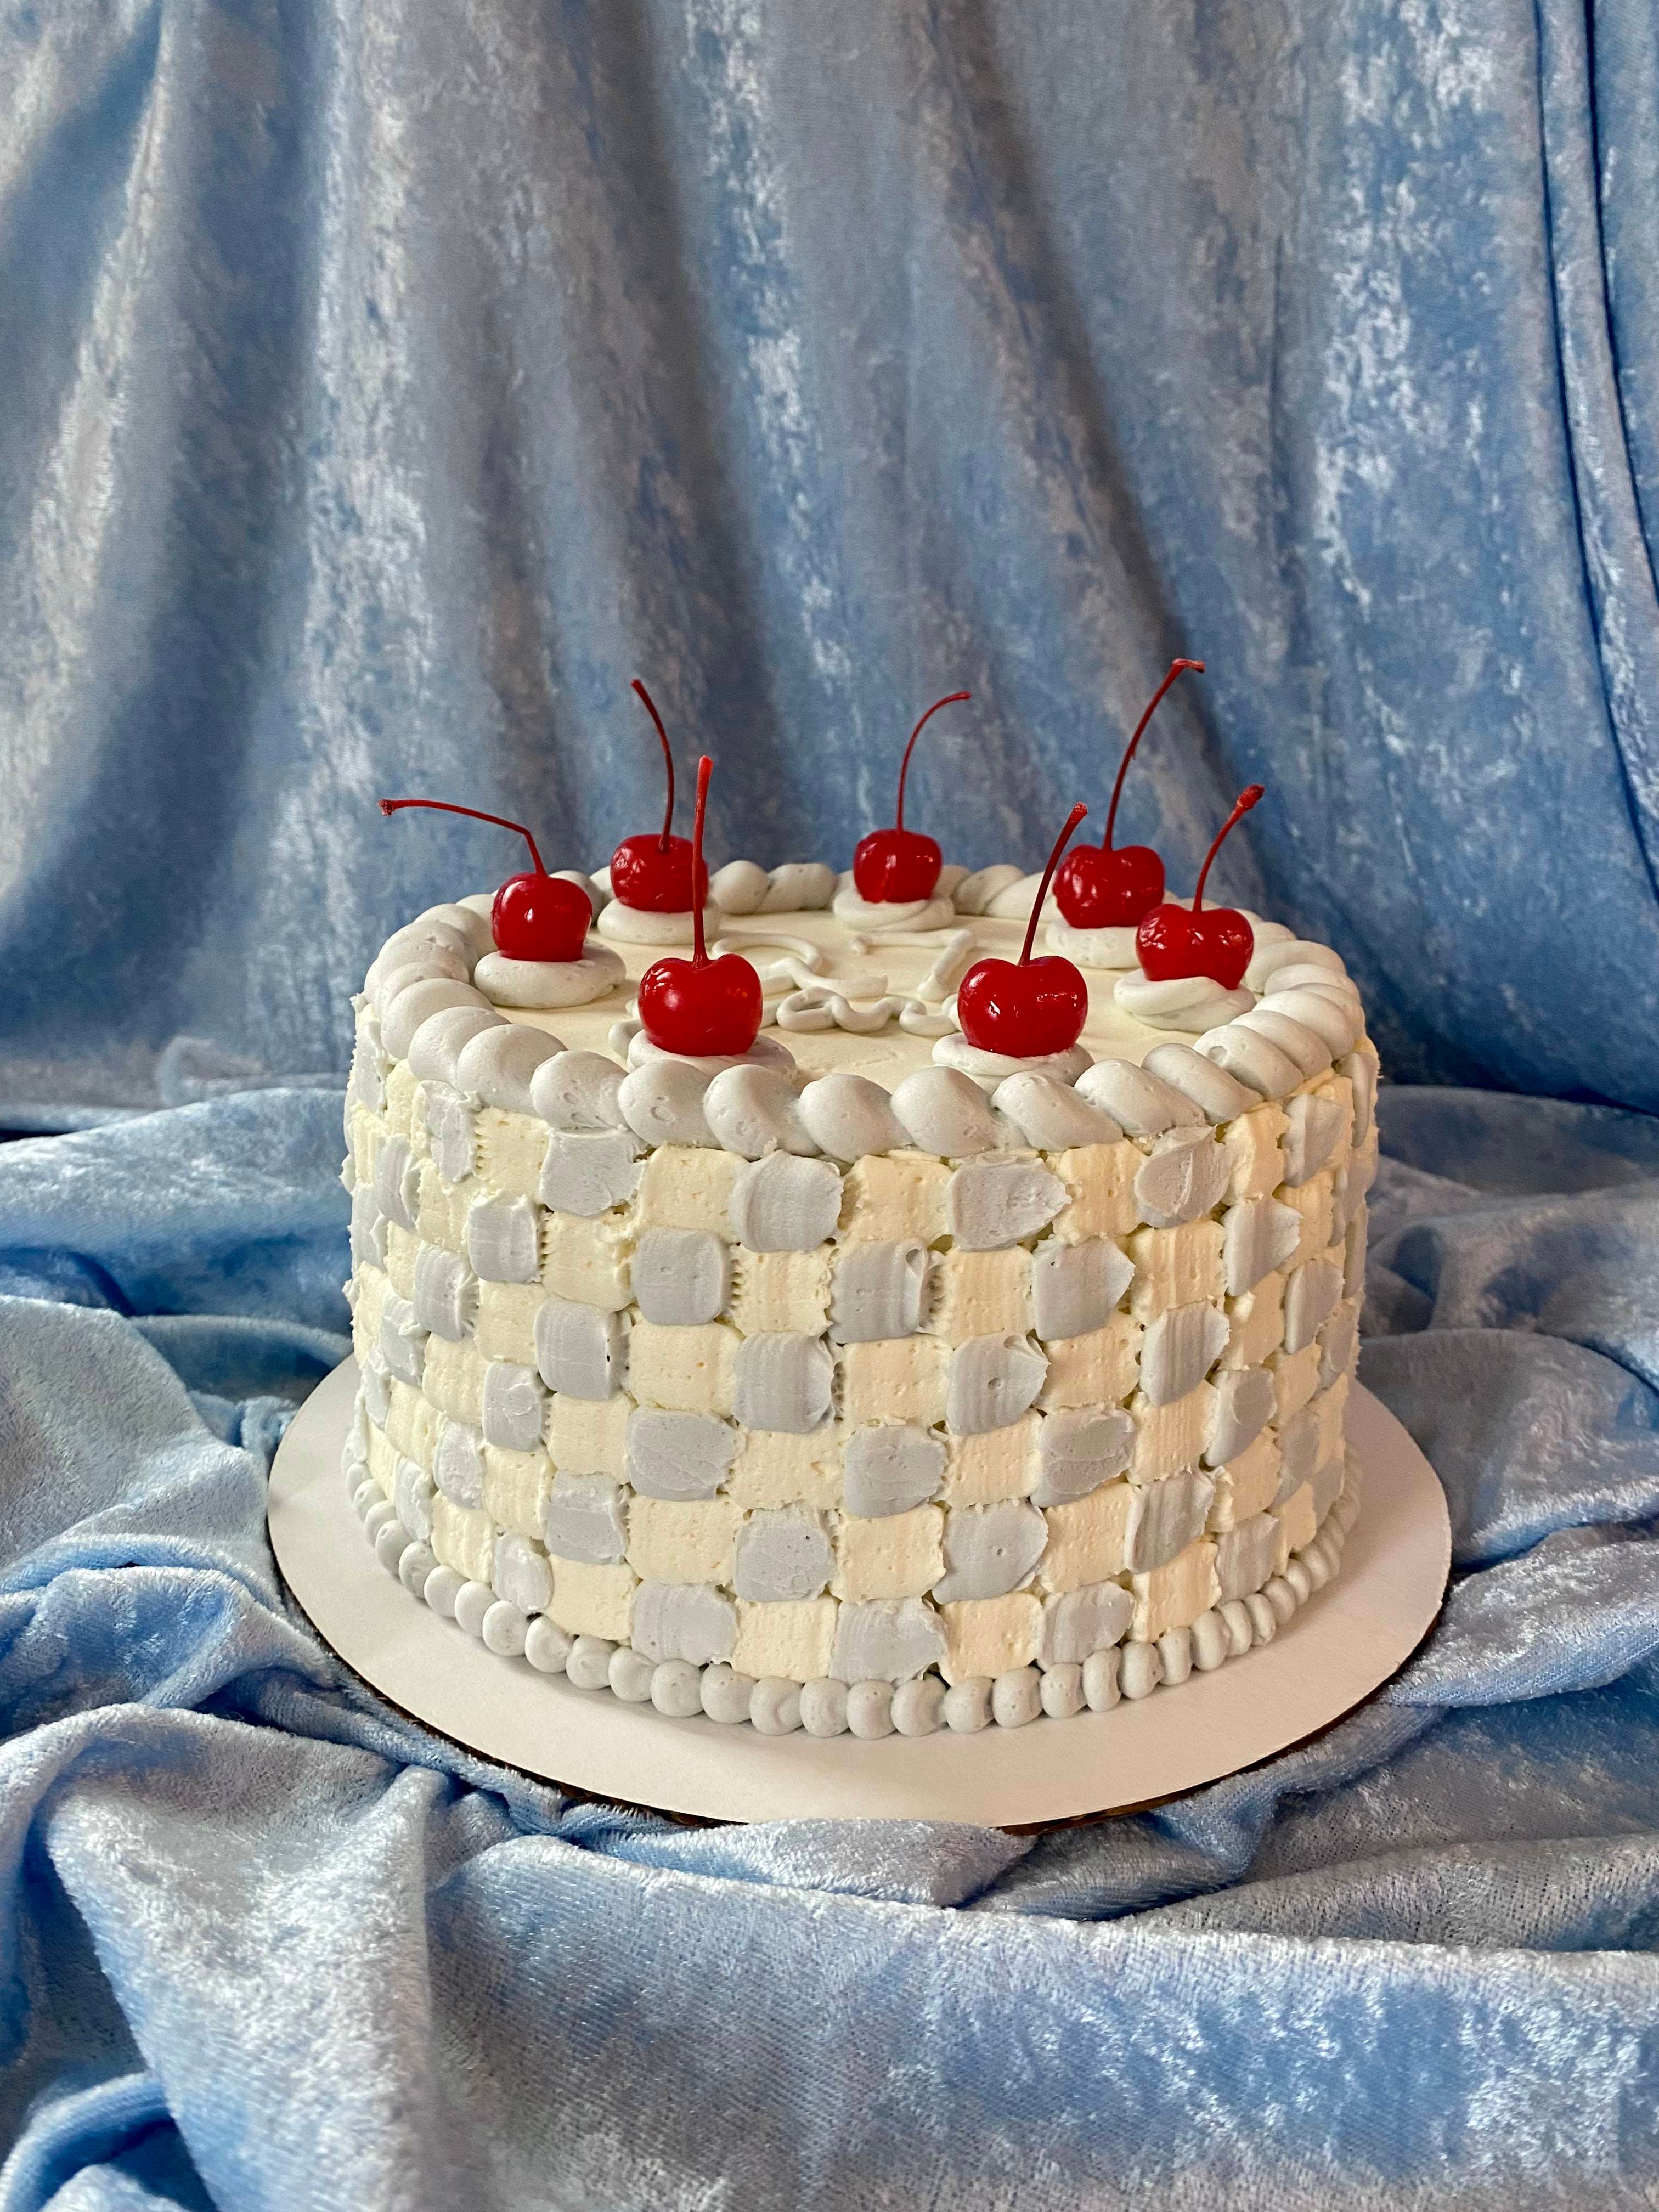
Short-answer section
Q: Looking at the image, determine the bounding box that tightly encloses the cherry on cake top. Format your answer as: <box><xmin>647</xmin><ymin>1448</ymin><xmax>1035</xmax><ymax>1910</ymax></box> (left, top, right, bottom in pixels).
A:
<box><xmin>610</xmin><ymin>680</ymin><xmax>711</xmax><ymax>914</ymax></box>
<box><xmin>377</xmin><ymin>798</ymin><xmax>591</xmax><ymax>962</ymax></box>
<box><xmin>851</xmin><ymin>690</ymin><xmax>972</xmax><ymax>904</ymax></box>
<box><xmin>637</xmin><ymin>755</ymin><xmax>764</xmax><ymax>1056</ymax></box>
<box><xmin>1136</xmin><ymin>783</ymin><xmax>1265</xmax><ymax>990</ymax></box>
<box><xmin>957</xmin><ymin>802</ymin><xmax>1091</xmax><ymax>1057</ymax></box>
<box><xmin>1053</xmin><ymin>658</ymin><xmax>1205</xmax><ymax>930</ymax></box>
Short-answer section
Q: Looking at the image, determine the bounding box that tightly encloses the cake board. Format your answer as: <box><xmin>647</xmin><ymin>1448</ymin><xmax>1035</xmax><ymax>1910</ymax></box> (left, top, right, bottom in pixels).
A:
<box><xmin>268</xmin><ymin>1358</ymin><xmax>1450</xmax><ymax>1827</ymax></box>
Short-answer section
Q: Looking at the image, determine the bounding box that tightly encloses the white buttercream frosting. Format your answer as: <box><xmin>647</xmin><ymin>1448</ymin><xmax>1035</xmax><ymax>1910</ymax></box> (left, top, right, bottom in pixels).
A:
<box><xmin>831</xmin><ymin>879</ymin><xmax>956</xmax><ymax>932</ymax></box>
<box><xmin>1044</xmin><ymin>918</ymin><xmax>1141</xmax><ymax>970</ymax></box>
<box><xmin>1113</xmin><ymin>972</ymin><xmax>1255</xmax><ymax>1034</ymax></box>
<box><xmin>930</xmin><ymin>1035</ymin><xmax>1093</xmax><ymax>1091</ymax></box>
<box><xmin>475</xmin><ymin>943</ymin><xmax>625</xmax><ymax>1009</ymax></box>
<box><xmin>596</xmin><ymin>902</ymin><xmax>723</xmax><ymax>946</ymax></box>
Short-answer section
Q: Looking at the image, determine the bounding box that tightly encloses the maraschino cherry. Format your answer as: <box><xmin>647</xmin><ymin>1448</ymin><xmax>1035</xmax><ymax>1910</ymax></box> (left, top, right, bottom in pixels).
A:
<box><xmin>379</xmin><ymin>798</ymin><xmax>591</xmax><ymax>961</ymax></box>
<box><xmin>1136</xmin><ymin>783</ymin><xmax>1265</xmax><ymax>990</ymax></box>
<box><xmin>609</xmin><ymin>680</ymin><xmax>709</xmax><ymax>913</ymax></box>
<box><xmin>637</xmin><ymin>757</ymin><xmax>763</xmax><ymax>1056</ymax></box>
<box><xmin>851</xmin><ymin>690</ymin><xmax>971</xmax><ymax>903</ymax></box>
<box><xmin>956</xmin><ymin>803</ymin><xmax>1091</xmax><ymax>1057</ymax></box>
<box><xmin>1053</xmin><ymin>658</ymin><xmax>1205</xmax><ymax>928</ymax></box>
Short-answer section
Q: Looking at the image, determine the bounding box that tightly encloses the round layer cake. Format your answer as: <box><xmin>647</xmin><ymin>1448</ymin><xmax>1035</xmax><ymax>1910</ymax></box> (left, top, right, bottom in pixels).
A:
<box><xmin>341</xmin><ymin>856</ymin><xmax>1374</xmax><ymax>1738</ymax></box>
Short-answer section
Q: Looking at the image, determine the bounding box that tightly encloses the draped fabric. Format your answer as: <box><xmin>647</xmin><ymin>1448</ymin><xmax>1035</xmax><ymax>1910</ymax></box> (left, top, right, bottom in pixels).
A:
<box><xmin>2</xmin><ymin>0</ymin><xmax>1657</xmax><ymax>1122</ymax></box>
<box><xmin>4</xmin><ymin>1086</ymin><xmax>1659</xmax><ymax>2208</ymax></box>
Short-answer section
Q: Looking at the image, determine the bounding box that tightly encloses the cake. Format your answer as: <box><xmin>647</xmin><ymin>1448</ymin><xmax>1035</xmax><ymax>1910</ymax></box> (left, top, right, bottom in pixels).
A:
<box><xmin>340</xmin><ymin>681</ymin><xmax>1375</xmax><ymax>1739</ymax></box>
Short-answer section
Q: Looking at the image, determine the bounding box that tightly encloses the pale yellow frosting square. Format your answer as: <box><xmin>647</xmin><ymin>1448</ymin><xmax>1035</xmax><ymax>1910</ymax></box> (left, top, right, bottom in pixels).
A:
<box><xmin>634</xmin><ymin>1144</ymin><xmax>740</xmax><ymax>1234</ymax></box>
<box><xmin>422</xmin><ymin>1335</ymin><xmax>487</xmax><ymax>1428</ymax></box>
<box><xmin>351</xmin><ymin>1263</ymin><xmax>389</xmax><ymax>1364</ymax></box>
<box><xmin>416</xmin><ymin>1161</ymin><xmax>479</xmax><ymax>1253</ymax></box>
<box><xmin>1221</xmin><ymin>1273</ymin><xmax>1286</xmax><ymax>1369</ymax></box>
<box><xmin>1278</xmin><ymin>1172</ymin><xmax>1334</xmax><ymax>1265</ymax></box>
<box><xmin>730</xmin><ymin>1249</ymin><xmax>832</xmax><ymax>1337</ymax></box>
<box><xmin>627</xmin><ymin>1496</ymin><xmax>741</xmax><ymax>1585</ymax></box>
<box><xmin>1130</xmin><ymin>1536</ymin><xmax>1218</xmax><ymax>1641</ymax></box>
<box><xmin>838</xmin><ymin>1335</ymin><xmax>949</xmax><ymax>1427</ymax></box>
<box><xmin>1271</xmin><ymin>1342</ymin><xmax>1323</xmax><ymax>1424</ymax></box>
<box><xmin>1206</xmin><ymin>1430</ymin><xmax>1282</xmax><ymax>1530</ymax></box>
<box><xmin>942</xmin><ymin>1413</ymin><xmax>1040</xmax><ymax>1503</ymax></box>
<box><xmin>1274</xmin><ymin>1481</ymin><xmax>1318</xmax><ymax>1570</ymax></box>
<box><xmin>541</xmin><ymin>1211</ymin><xmax>632</xmax><ymax>1311</ymax></box>
<box><xmin>1129</xmin><ymin>1383</ymin><xmax>1215</xmax><ymax>1485</ymax></box>
<box><xmin>365</xmin><ymin>1420</ymin><xmax>398</xmax><ymax>1499</ymax></box>
<box><xmin>383</xmin><ymin>1058</ymin><xmax>421</xmax><ymax>1139</ymax></box>
<box><xmin>732</xmin><ymin>1596</ymin><xmax>837</xmax><ymax>1682</ymax></box>
<box><xmin>1036</xmin><ymin>1312</ymin><xmax>1142</xmax><ymax>1410</ymax></box>
<box><xmin>431</xmin><ymin>1494</ymin><xmax>495</xmax><ymax>1584</ymax></box>
<box><xmin>832</xmin><ymin>1504</ymin><xmax>944</xmax><ymax>1601</ymax></box>
<box><xmin>547</xmin><ymin>1391</ymin><xmax>631</xmax><ymax>1478</ymax></box>
<box><xmin>838</xmin><ymin>1152</ymin><xmax>950</xmax><ymax>1244</ymax></box>
<box><xmin>1127</xmin><ymin>1220</ymin><xmax>1225</xmax><ymax>1319</ymax></box>
<box><xmin>385</xmin><ymin>1380</ymin><xmax>437</xmax><ymax>1470</ymax></box>
<box><xmin>348</xmin><ymin>1104</ymin><xmax>385</xmax><ymax>1191</ymax></box>
<box><xmin>727</xmin><ymin>1429</ymin><xmax>844</xmax><ymax>1509</ymax></box>
<box><xmin>482</xmin><ymin>1446</ymin><xmax>550</xmax><ymax>1539</ymax></box>
<box><xmin>476</xmin><ymin>1106</ymin><xmax>548</xmax><ymax>1200</ymax></box>
<box><xmin>1224</xmin><ymin>1104</ymin><xmax>1288</xmax><ymax>1200</ymax></box>
<box><xmin>1051</xmin><ymin>1140</ymin><xmax>1141</xmax><ymax>1244</ymax></box>
<box><xmin>474</xmin><ymin>1281</ymin><xmax>543</xmax><ymax>1367</ymax></box>
<box><xmin>549</xmin><ymin>1559</ymin><xmax>637</xmax><ymax>1640</ymax></box>
<box><xmin>939</xmin><ymin>1592</ymin><xmax>1041</xmax><ymax>1684</ymax></box>
<box><xmin>1037</xmin><ymin>1483</ymin><xmax>1133</xmax><ymax>1592</ymax></box>
<box><xmin>627</xmin><ymin>1321</ymin><xmax>739</xmax><ymax>1415</ymax></box>
<box><xmin>383</xmin><ymin>1223</ymin><xmax>419</xmax><ymax>1301</ymax></box>
<box><xmin>930</xmin><ymin>1248</ymin><xmax>1033</xmax><ymax>1342</ymax></box>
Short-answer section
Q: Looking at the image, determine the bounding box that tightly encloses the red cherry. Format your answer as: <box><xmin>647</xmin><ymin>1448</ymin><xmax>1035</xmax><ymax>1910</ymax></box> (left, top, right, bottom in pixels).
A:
<box><xmin>1135</xmin><ymin>784</ymin><xmax>1265</xmax><ymax>990</ymax></box>
<box><xmin>957</xmin><ymin>803</ymin><xmax>1091</xmax><ymax>1056</ymax></box>
<box><xmin>378</xmin><ymin>798</ymin><xmax>591</xmax><ymax>961</ymax></box>
<box><xmin>851</xmin><ymin>690</ymin><xmax>970</xmax><ymax>902</ymax></box>
<box><xmin>637</xmin><ymin>757</ymin><xmax>763</xmax><ymax>1056</ymax></box>
<box><xmin>610</xmin><ymin>680</ymin><xmax>709</xmax><ymax>912</ymax></box>
<box><xmin>1053</xmin><ymin>658</ymin><xmax>1204</xmax><ymax>928</ymax></box>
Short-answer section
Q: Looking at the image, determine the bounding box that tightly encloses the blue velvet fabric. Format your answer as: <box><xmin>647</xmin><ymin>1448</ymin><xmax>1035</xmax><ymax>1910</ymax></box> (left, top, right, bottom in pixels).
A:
<box><xmin>3</xmin><ymin>1085</ymin><xmax>1658</xmax><ymax>2207</ymax></box>
<box><xmin>3</xmin><ymin>0</ymin><xmax>1658</xmax><ymax>1120</ymax></box>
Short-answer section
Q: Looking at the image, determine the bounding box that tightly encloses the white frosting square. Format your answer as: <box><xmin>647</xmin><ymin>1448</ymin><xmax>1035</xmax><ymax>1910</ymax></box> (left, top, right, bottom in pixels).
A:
<box><xmin>549</xmin><ymin>1559</ymin><xmax>637</xmax><ymax>1640</ymax></box>
<box><xmin>730</xmin><ymin>1249</ymin><xmax>833</xmax><ymax>1337</ymax></box>
<box><xmin>838</xmin><ymin>1335</ymin><xmax>949</xmax><ymax>1427</ymax></box>
<box><xmin>1036</xmin><ymin>1483</ymin><xmax>1133</xmax><ymax>1592</ymax></box>
<box><xmin>939</xmin><ymin>1592</ymin><xmax>1041</xmax><ymax>1683</ymax></box>
<box><xmin>627</xmin><ymin>1320</ymin><xmax>740</xmax><ymax>1415</ymax></box>
<box><xmin>942</xmin><ymin>1413</ymin><xmax>1040</xmax><ymax>1503</ymax></box>
<box><xmin>732</xmin><ymin>1596</ymin><xmax>838</xmax><ymax>1681</ymax></box>
<box><xmin>475</xmin><ymin>1107</ymin><xmax>549</xmax><ymax>1200</ymax></box>
<box><xmin>1050</xmin><ymin>1140</ymin><xmax>1141</xmax><ymax>1243</ymax></box>
<box><xmin>838</xmin><ymin>1152</ymin><xmax>950</xmax><ymax>1244</ymax></box>
<box><xmin>832</xmin><ymin>1504</ymin><xmax>945</xmax><ymax>1601</ymax></box>
<box><xmin>635</xmin><ymin>1144</ymin><xmax>741</xmax><ymax>1234</ymax></box>
<box><xmin>627</xmin><ymin>1496</ymin><xmax>741</xmax><ymax>1585</ymax></box>
<box><xmin>930</xmin><ymin>1248</ymin><xmax>1033</xmax><ymax>1343</ymax></box>
<box><xmin>1130</xmin><ymin>1536</ymin><xmax>1218</xmax><ymax>1641</ymax></box>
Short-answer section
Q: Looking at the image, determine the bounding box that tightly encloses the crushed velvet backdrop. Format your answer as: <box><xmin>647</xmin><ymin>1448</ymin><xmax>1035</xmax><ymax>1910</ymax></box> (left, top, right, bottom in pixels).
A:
<box><xmin>3</xmin><ymin>3</ymin><xmax>1658</xmax><ymax>2208</ymax></box>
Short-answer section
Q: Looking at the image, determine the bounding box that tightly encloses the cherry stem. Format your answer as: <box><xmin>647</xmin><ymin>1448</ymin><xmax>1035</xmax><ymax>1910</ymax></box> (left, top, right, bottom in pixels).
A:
<box><xmin>631</xmin><ymin>679</ymin><xmax>676</xmax><ymax>848</ymax></box>
<box><xmin>1020</xmin><ymin>803</ymin><xmax>1090</xmax><ymax>965</ymax></box>
<box><xmin>894</xmin><ymin>690</ymin><xmax>971</xmax><ymax>831</ymax></box>
<box><xmin>691</xmin><ymin>755</ymin><xmax>713</xmax><ymax>966</ymax></box>
<box><xmin>1192</xmin><ymin>785</ymin><xmax>1265</xmax><ymax>913</ymax></box>
<box><xmin>1103</xmin><ymin>658</ymin><xmax>1205</xmax><ymax>850</ymax></box>
<box><xmin>379</xmin><ymin>798</ymin><xmax>545</xmax><ymax>877</ymax></box>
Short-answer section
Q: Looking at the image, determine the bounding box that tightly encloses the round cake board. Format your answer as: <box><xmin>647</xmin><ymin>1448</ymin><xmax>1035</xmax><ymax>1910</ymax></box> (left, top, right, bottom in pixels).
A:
<box><xmin>268</xmin><ymin>1360</ymin><xmax>1450</xmax><ymax>1828</ymax></box>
